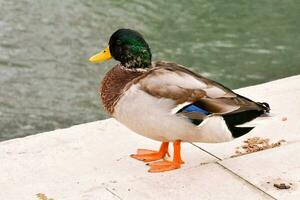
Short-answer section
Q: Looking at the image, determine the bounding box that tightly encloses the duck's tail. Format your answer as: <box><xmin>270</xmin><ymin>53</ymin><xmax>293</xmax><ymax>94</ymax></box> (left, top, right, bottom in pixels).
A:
<box><xmin>223</xmin><ymin>102</ymin><xmax>271</xmax><ymax>138</ymax></box>
<box><xmin>233</xmin><ymin>102</ymin><xmax>271</xmax><ymax>129</ymax></box>
<box><xmin>235</xmin><ymin>113</ymin><xmax>273</xmax><ymax>128</ymax></box>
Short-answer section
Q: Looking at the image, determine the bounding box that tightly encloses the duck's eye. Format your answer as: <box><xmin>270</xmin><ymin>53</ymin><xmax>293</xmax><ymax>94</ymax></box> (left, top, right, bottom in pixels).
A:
<box><xmin>116</xmin><ymin>40</ymin><xmax>122</xmax><ymax>45</ymax></box>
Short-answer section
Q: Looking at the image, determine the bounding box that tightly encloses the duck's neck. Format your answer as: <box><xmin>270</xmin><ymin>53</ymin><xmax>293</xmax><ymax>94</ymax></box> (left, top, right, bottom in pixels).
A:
<box><xmin>100</xmin><ymin>64</ymin><xmax>146</xmax><ymax>115</ymax></box>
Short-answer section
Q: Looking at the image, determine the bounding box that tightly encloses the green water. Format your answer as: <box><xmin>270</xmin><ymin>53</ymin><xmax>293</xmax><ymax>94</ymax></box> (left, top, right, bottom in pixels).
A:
<box><xmin>0</xmin><ymin>0</ymin><xmax>299</xmax><ymax>141</ymax></box>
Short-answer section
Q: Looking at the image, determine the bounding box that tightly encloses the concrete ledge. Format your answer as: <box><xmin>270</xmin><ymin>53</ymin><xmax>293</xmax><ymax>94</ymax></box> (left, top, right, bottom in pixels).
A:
<box><xmin>1</xmin><ymin>75</ymin><xmax>300</xmax><ymax>200</ymax></box>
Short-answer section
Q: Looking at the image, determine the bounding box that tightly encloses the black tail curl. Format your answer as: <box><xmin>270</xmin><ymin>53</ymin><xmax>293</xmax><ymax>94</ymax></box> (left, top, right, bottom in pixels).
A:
<box><xmin>257</xmin><ymin>102</ymin><xmax>270</xmax><ymax>113</ymax></box>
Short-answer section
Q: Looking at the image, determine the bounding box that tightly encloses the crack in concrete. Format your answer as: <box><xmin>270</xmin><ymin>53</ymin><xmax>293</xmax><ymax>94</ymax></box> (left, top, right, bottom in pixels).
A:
<box><xmin>190</xmin><ymin>142</ymin><xmax>278</xmax><ymax>200</ymax></box>
<box><xmin>190</xmin><ymin>142</ymin><xmax>222</xmax><ymax>160</ymax></box>
<box><xmin>105</xmin><ymin>188</ymin><xmax>123</xmax><ymax>200</ymax></box>
<box><xmin>217</xmin><ymin>163</ymin><xmax>277</xmax><ymax>200</ymax></box>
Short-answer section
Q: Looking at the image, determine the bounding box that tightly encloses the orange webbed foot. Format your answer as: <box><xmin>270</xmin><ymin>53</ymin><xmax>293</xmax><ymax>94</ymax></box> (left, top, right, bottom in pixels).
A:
<box><xmin>130</xmin><ymin>149</ymin><xmax>169</xmax><ymax>162</ymax></box>
<box><xmin>147</xmin><ymin>140</ymin><xmax>183</xmax><ymax>173</ymax></box>
<box><xmin>148</xmin><ymin>160</ymin><xmax>181</xmax><ymax>173</ymax></box>
<box><xmin>130</xmin><ymin>142</ymin><xmax>169</xmax><ymax>162</ymax></box>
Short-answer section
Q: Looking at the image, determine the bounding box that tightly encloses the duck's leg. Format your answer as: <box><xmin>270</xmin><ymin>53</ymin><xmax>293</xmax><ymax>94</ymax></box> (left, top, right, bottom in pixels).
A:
<box><xmin>148</xmin><ymin>140</ymin><xmax>184</xmax><ymax>173</ymax></box>
<box><xmin>130</xmin><ymin>142</ymin><xmax>170</xmax><ymax>162</ymax></box>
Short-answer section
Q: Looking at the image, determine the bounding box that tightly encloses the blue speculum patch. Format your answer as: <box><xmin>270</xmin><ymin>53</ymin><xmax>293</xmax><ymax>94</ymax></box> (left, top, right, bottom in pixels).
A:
<box><xmin>180</xmin><ymin>104</ymin><xmax>210</xmax><ymax>115</ymax></box>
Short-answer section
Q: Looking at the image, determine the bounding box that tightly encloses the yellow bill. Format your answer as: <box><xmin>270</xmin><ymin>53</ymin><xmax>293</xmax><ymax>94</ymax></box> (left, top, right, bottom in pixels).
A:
<box><xmin>89</xmin><ymin>46</ymin><xmax>112</xmax><ymax>63</ymax></box>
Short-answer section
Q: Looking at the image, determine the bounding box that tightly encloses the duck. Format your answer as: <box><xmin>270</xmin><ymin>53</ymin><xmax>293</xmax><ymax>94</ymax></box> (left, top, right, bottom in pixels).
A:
<box><xmin>89</xmin><ymin>28</ymin><xmax>270</xmax><ymax>173</ymax></box>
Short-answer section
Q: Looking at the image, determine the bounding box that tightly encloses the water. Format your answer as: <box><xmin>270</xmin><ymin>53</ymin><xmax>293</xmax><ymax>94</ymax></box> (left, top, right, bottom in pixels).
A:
<box><xmin>0</xmin><ymin>0</ymin><xmax>299</xmax><ymax>141</ymax></box>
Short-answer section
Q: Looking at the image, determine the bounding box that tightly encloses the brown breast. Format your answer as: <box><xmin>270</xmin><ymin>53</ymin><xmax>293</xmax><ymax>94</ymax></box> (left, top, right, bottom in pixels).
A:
<box><xmin>100</xmin><ymin>64</ymin><xmax>145</xmax><ymax>115</ymax></box>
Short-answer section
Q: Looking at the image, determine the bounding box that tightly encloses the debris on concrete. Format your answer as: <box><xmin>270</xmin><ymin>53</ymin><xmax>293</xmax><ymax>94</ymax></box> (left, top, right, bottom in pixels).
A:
<box><xmin>231</xmin><ymin>137</ymin><xmax>286</xmax><ymax>157</ymax></box>
<box><xmin>36</xmin><ymin>193</ymin><xmax>54</xmax><ymax>200</ymax></box>
<box><xmin>200</xmin><ymin>162</ymin><xmax>210</xmax><ymax>165</ymax></box>
<box><xmin>273</xmin><ymin>183</ymin><xmax>291</xmax><ymax>190</ymax></box>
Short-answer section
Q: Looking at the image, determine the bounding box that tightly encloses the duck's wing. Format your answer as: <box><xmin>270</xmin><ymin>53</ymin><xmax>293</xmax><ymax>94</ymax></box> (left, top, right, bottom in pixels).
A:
<box><xmin>137</xmin><ymin>61</ymin><xmax>270</xmax><ymax>138</ymax></box>
<box><xmin>138</xmin><ymin>61</ymin><xmax>268</xmax><ymax>117</ymax></box>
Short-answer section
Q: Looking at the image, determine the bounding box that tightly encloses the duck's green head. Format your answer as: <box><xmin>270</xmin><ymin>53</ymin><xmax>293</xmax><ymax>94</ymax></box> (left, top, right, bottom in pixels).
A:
<box><xmin>89</xmin><ymin>29</ymin><xmax>152</xmax><ymax>69</ymax></box>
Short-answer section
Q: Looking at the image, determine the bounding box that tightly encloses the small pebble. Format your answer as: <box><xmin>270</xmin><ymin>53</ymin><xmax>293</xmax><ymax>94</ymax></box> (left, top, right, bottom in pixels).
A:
<box><xmin>282</xmin><ymin>117</ymin><xmax>287</xmax><ymax>121</ymax></box>
<box><xmin>274</xmin><ymin>183</ymin><xmax>291</xmax><ymax>189</ymax></box>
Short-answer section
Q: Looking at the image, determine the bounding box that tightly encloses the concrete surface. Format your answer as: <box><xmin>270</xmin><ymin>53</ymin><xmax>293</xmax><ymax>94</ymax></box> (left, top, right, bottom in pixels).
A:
<box><xmin>1</xmin><ymin>75</ymin><xmax>300</xmax><ymax>200</ymax></box>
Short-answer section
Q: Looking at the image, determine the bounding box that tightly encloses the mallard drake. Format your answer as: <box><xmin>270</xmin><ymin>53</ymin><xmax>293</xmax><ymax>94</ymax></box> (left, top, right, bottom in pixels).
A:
<box><xmin>89</xmin><ymin>29</ymin><xmax>270</xmax><ymax>173</ymax></box>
